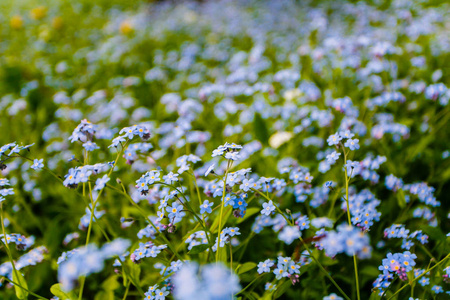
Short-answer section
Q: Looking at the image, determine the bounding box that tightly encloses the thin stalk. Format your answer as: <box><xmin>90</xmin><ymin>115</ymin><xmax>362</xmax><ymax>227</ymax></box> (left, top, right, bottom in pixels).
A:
<box><xmin>216</xmin><ymin>160</ymin><xmax>231</xmax><ymax>262</ymax></box>
<box><xmin>236</xmin><ymin>274</ymin><xmax>264</xmax><ymax>295</ymax></box>
<box><xmin>229</xmin><ymin>242</ymin><xmax>233</xmax><ymax>274</ymax></box>
<box><xmin>380</xmin><ymin>273</ymin><xmax>398</xmax><ymax>298</ymax></box>
<box><xmin>79</xmin><ymin>142</ymin><xmax>128</xmax><ymax>300</ymax></box>
<box><xmin>1</xmin><ymin>276</ymin><xmax>48</xmax><ymax>300</ymax></box>
<box><xmin>343</xmin><ymin>146</ymin><xmax>360</xmax><ymax>300</ymax></box>
<box><xmin>122</xmin><ymin>282</ymin><xmax>131</xmax><ymax>300</ymax></box>
<box><xmin>0</xmin><ymin>203</ymin><xmax>27</xmax><ymax>298</ymax></box>
<box><xmin>298</xmin><ymin>235</ymin><xmax>351</xmax><ymax>300</ymax></box>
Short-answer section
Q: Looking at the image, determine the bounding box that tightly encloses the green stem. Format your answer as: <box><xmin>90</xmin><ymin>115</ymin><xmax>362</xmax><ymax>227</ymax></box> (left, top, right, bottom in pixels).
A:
<box><xmin>343</xmin><ymin>146</ymin><xmax>360</xmax><ymax>300</ymax></box>
<box><xmin>327</xmin><ymin>189</ymin><xmax>342</xmax><ymax>218</ymax></box>
<box><xmin>0</xmin><ymin>203</ymin><xmax>27</xmax><ymax>298</ymax></box>
<box><xmin>229</xmin><ymin>242</ymin><xmax>233</xmax><ymax>273</ymax></box>
<box><xmin>122</xmin><ymin>281</ymin><xmax>131</xmax><ymax>300</ymax></box>
<box><xmin>380</xmin><ymin>274</ymin><xmax>398</xmax><ymax>299</ymax></box>
<box><xmin>298</xmin><ymin>235</ymin><xmax>351</xmax><ymax>300</ymax></box>
<box><xmin>236</xmin><ymin>274</ymin><xmax>264</xmax><ymax>295</ymax></box>
<box><xmin>1</xmin><ymin>276</ymin><xmax>48</xmax><ymax>300</ymax></box>
<box><xmin>418</xmin><ymin>243</ymin><xmax>435</xmax><ymax>260</ymax></box>
<box><xmin>189</xmin><ymin>171</ymin><xmax>204</xmax><ymax>209</ymax></box>
<box><xmin>79</xmin><ymin>142</ymin><xmax>128</xmax><ymax>300</ymax></box>
<box><xmin>216</xmin><ymin>160</ymin><xmax>231</xmax><ymax>262</ymax></box>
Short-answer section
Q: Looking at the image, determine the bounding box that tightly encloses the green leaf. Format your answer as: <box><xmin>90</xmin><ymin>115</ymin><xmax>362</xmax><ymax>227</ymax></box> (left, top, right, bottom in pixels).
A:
<box><xmin>407</xmin><ymin>270</ymin><xmax>415</xmax><ymax>283</ymax></box>
<box><xmin>217</xmin><ymin>245</ymin><xmax>227</xmax><ymax>263</ymax></box>
<box><xmin>253</xmin><ymin>113</ymin><xmax>269</xmax><ymax>145</ymax></box>
<box><xmin>236</xmin><ymin>262</ymin><xmax>257</xmax><ymax>275</ymax></box>
<box><xmin>189</xmin><ymin>243</ymin><xmax>210</xmax><ymax>255</ymax></box>
<box><xmin>128</xmin><ymin>261</ymin><xmax>141</xmax><ymax>286</ymax></box>
<box><xmin>440</xmin><ymin>166</ymin><xmax>450</xmax><ymax>181</ymax></box>
<box><xmin>13</xmin><ymin>270</ymin><xmax>28</xmax><ymax>300</ymax></box>
<box><xmin>210</xmin><ymin>207</ymin><xmax>233</xmax><ymax>233</ymax></box>
<box><xmin>360</xmin><ymin>266</ymin><xmax>381</xmax><ymax>277</ymax></box>
<box><xmin>102</xmin><ymin>276</ymin><xmax>120</xmax><ymax>291</ymax></box>
<box><xmin>273</xmin><ymin>280</ymin><xmax>291</xmax><ymax>299</ymax></box>
<box><xmin>237</xmin><ymin>207</ymin><xmax>260</xmax><ymax>224</ymax></box>
<box><xmin>320</xmin><ymin>255</ymin><xmax>339</xmax><ymax>266</ymax></box>
<box><xmin>368</xmin><ymin>291</ymin><xmax>381</xmax><ymax>300</ymax></box>
<box><xmin>241</xmin><ymin>291</ymin><xmax>257</xmax><ymax>300</ymax></box>
<box><xmin>396</xmin><ymin>189</ymin><xmax>406</xmax><ymax>208</ymax></box>
<box><xmin>407</xmin><ymin>135</ymin><xmax>434</xmax><ymax>161</ymax></box>
<box><xmin>50</xmin><ymin>283</ymin><xmax>76</xmax><ymax>300</ymax></box>
<box><xmin>422</xmin><ymin>226</ymin><xmax>446</xmax><ymax>242</ymax></box>
<box><xmin>95</xmin><ymin>290</ymin><xmax>114</xmax><ymax>300</ymax></box>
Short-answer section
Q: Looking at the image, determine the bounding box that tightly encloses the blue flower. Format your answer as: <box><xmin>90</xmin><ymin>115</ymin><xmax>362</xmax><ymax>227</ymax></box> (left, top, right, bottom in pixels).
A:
<box><xmin>30</xmin><ymin>158</ymin><xmax>44</xmax><ymax>171</ymax></box>
<box><xmin>297</xmin><ymin>215</ymin><xmax>310</xmax><ymax>230</ymax></box>
<box><xmin>431</xmin><ymin>285</ymin><xmax>443</xmax><ymax>294</ymax></box>
<box><xmin>82</xmin><ymin>141</ymin><xmax>100</xmax><ymax>152</ymax></box>
<box><xmin>289</xmin><ymin>170</ymin><xmax>303</xmax><ymax>184</ymax></box>
<box><xmin>261</xmin><ymin>200</ymin><xmax>275</xmax><ymax>216</ymax></box>
<box><xmin>173</xmin><ymin>262</ymin><xmax>240</xmax><ymax>300</ymax></box>
<box><xmin>324</xmin><ymin>293</ymin><xmax>344</xmax><ymax>300</ymax></box>
<box><xmin>399</xmin><ymin>251</ymin><xmax>416</xmax><ymax>271</ymax></box>
<box><xmin>163</xmin><ymin>172</ymin><xmax>179</xmax><ymax>184</ymax></box>
<box><xmin>327</xmin><ymin>133</ymin><xmax>342</xmax><ymax>146</ymax></box>
<box><xmin>287</xmin><ymin>261</ymin><xmax>300</xmax><ymax>274</ymax></box>
<box><xmin>94</xmin><ymin>175</ymin><xmax>110</xmax><ymax>191</ymax></box>
<box><xmin>144</xmin><ymin>284</ymin><xmax>158</xmax><ymax>299</ymax></box>
<box><xmin>339</xmin><ymin>130</ymin><xmax>354</xmax><ymax>139</ymax></box>
<box><xmin>344</xmin><ymin>138</ymin><xmax>360</xmax><ymax>150</ymax></box>
<box><xmin>418</xmin><ymin>277</ymin><xmax>429</xmax><ymax>286</ymax></box>
<box><xmin>225</xmin><ymin>151</ymin><xmax>241</xmax><ymax>161</ymax></box>
<box><xmin>154</xmin><ymin>287</ymin><xmax>169</xmax><ymax>300</ymax></box>
<box><xmin>240</xmin><ymin>179</ymin><xmax>254</xmax><ymax>192</ymax></box>
<box><xmin>200</xmin><ymin>200</ymin><xmax>213</xmax><ymax>214</ymax></box>
<box><xmin>326</xmin><ymin>151</ymin><xmax>341</xmax><ymax>164</ymax></box>
<box><xmin>257</xmin><ymin>259</ymin><xmax>274</xmax><ymax>274</ymax></box>
<box><xmin>204</xmin><ymin>164</ymin><xmax>215</xmax><ymax>176</ymax></box>
<box><xmin>278</xmin><ymin>226</ymin><xmax>300</xmax><ymax>245</ymax></box>
<box><xmin>166</xmin><ymin>202</ymin><xmax>185</xmax><ymax>224</ymax></box>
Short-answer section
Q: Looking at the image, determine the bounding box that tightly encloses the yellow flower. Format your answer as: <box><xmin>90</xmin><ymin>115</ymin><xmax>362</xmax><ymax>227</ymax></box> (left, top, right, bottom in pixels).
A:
<box><xmin>52</xmin><ymin>16</ymin><xmax>64</xmax><ymax>30</ymax></box>
<box><xmin>119</xmin><ymin>21</ymin><xmax>133</xmax><ymax>35</ymax></box>
<box><xmin>10</xmin><ymin>15</ymin><xmax>23</xmax><ymax>29</ymax></box>
<box><xmin>30</xmin><ymin>6</ymin><xmax>47</xmax><ymax>20</ymax></box>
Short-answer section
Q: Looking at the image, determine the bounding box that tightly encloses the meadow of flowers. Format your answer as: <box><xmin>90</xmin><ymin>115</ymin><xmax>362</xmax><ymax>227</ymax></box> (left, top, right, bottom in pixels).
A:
<box><xmin>0</xmin><ymin>0</ymin><xmax>449</xmax><ymax>299</ymax></box>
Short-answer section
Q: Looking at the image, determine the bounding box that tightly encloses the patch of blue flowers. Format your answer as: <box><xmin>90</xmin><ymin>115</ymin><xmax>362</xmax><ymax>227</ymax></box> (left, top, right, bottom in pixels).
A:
<box><xmin>0</xmin><ymin>0</ymin><xmax>449</xmax><ymax>299</ymax></box>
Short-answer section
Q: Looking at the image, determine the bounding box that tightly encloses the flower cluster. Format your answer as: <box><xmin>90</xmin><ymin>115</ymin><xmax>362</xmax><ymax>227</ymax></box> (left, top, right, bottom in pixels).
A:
<box><xmin>373</xmin><ymin>251</ymin><xmax>417</xmax><ymax>295</ymax></box>
<box><xmin>212</xmin><ymin>142</ymin><xmax>243</xmax><ymax>161</ymax></box>
<box><xmin>0</xmin><ymin>233</ymin><xmax>33</xmax><ymax>251</ymax></box>
<box><xmin>384</xmin><ymin>224</ymin><xmax>429</xmax><ymax>248</ymax></box>
<box><xmin>63</xmin><ymin>163</ymin><xmax>111</xmax><ymax>188</ymax></box>
<box><xmin>317</xmin><ymin>224</ymin><xmax>372</xmax><ymax>259</ymax></box>
<box><xmin>131</xmin><ymin>242</ymin><xmax>167</xmax><ymax>263</ymax></box>
<box><xmin>185</xmin><ymin>231</ymin><xmax>209</xmax><ymax>251</ymax></box>
<box><xmin>212</xmin><ymin>227</ymin><xmax>240</xmax><ymax>251</ymax></box>
<box><xmin>58</xmin><ymin>238</ymin><xmax>130</xmax><ymax>291</ymax></box>
<box><xmin>172</xmin><ymin>262</ymin><xmax>240</xmax><ymax>300</ymax></box>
